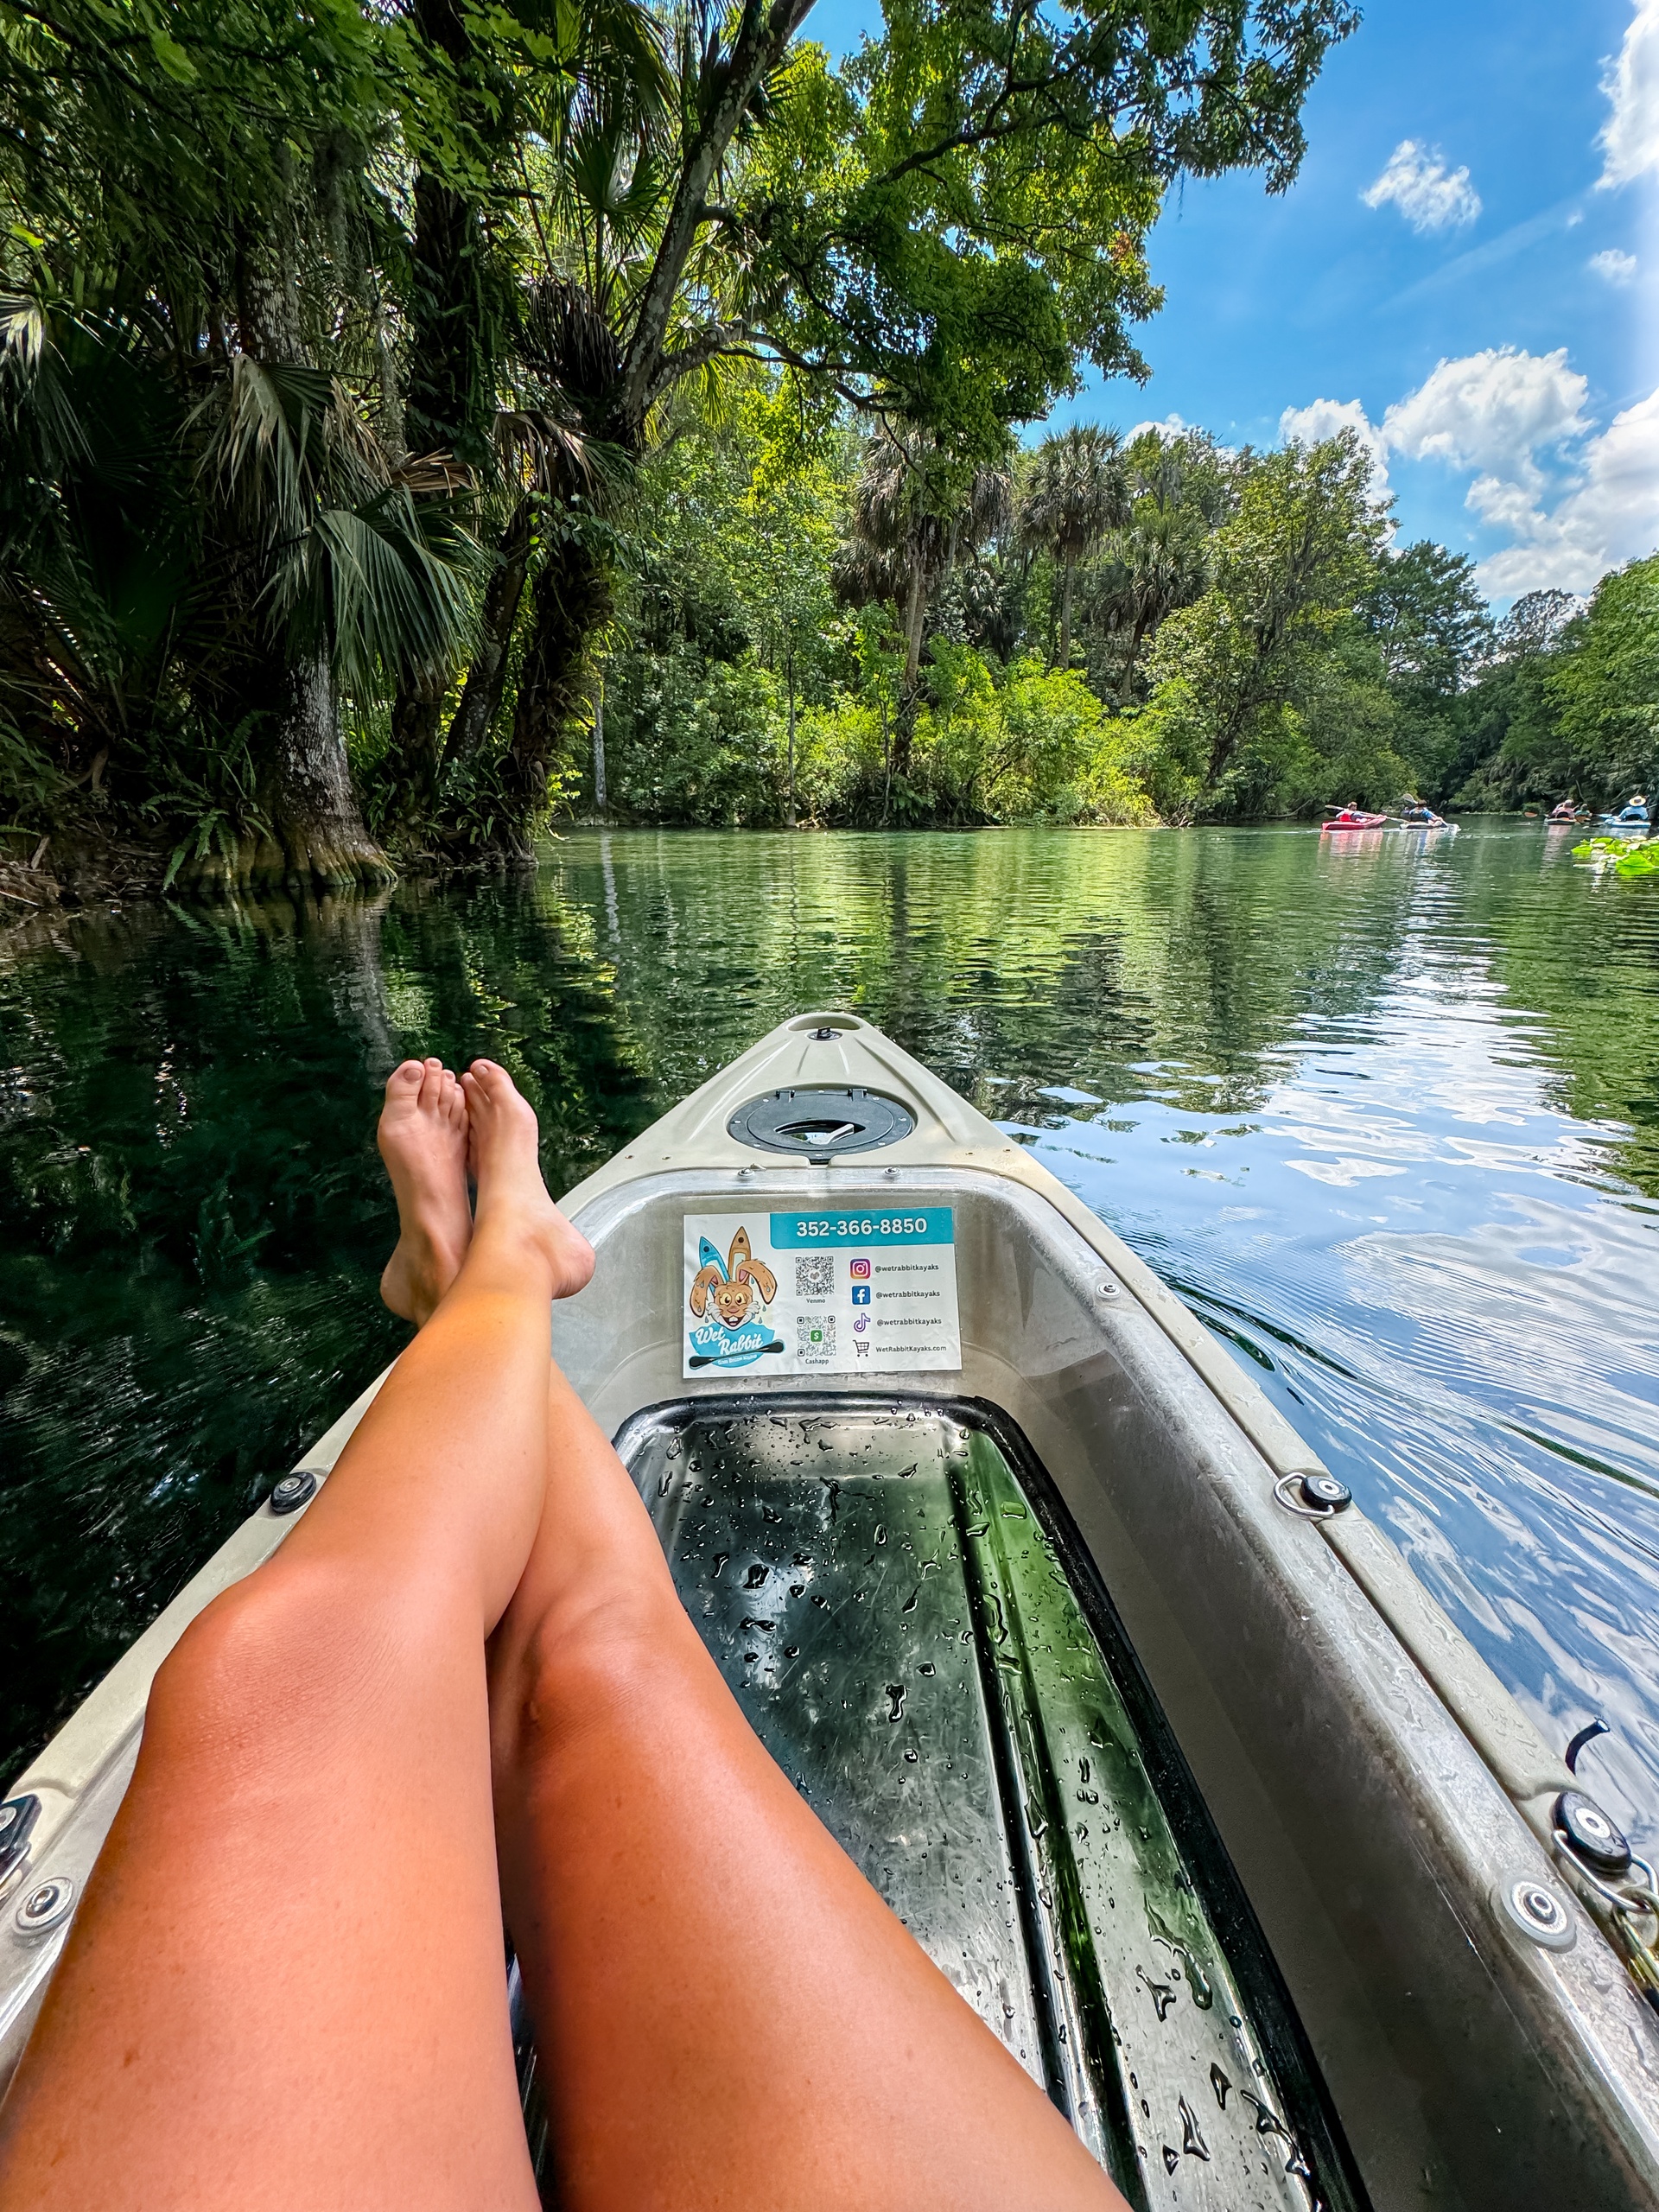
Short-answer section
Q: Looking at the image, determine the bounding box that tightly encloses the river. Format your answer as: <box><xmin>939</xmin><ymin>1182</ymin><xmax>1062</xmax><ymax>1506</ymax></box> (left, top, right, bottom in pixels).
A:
<box><xmin>3</xmin><ymin>821</ymin><xmax>1657</xmax><ymax>1856</ymax></box>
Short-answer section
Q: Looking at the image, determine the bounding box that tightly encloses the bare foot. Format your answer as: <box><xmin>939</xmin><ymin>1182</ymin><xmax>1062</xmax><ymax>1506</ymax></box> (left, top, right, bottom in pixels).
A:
<box><xmin>378</xmin><ymin>1058</ymin><xmax>473</xmax><ymax>1325</ymax></box>
<box><xmin>461</xmin><ymin>1059</ymin><xmax>594</xmax><ymax>1299</ymax></box>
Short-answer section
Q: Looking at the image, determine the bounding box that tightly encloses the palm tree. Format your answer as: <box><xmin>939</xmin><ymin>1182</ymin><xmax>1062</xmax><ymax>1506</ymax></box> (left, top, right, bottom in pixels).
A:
<box><xmin>839</xmin><ymin>431</ymin><xmax>1011</xmax><ymax>692</ymax></box>
<box><xmin>1018</xmin><ymin>426</ymin><xmax>1128</xmax><ymax>670</ymax></box>
<box><xmin>1093</xmin><ymin>501</ymin><xmax>1212</xmax><ymax>702</ymax></box>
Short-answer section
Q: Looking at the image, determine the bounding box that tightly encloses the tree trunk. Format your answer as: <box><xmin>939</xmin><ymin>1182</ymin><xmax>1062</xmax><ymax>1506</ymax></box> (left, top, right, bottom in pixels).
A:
<box><xmin>232</xmin><ymin>226</ymin><xmax>391</xmax><ymax>890</ymax></box>
<box><xmin>901</xmin><ymin>561</ymin><xmax>926</xmax><ymax>688</ymax></box>
<box><xmin>385</xmin><ymin>675</ymin><xmax>448</xmax><ymax>823</ymax></box>
<box><xmin>1060</xmin><ymin>558</ymin><xmax>1075</xmax><ymax>670</ymax></box>
<box><xmin>268</xmin><ymin>657</ymin><xmax>392</xmax><ymax>885</ymax></box>
<box><xmin>505</xmin><ymin>529</ymin><xmax>613</xmax><ymax>849</ymax></box>
<box><xmin>448</xmin><ymin>498</ymin><xmax>535</xmax><ymax>763</ymax></box>
<box><xmin>593</xmin><ymin>679</ymin><xmax>607</xmax><ymax>819</ymax></box>
<box><xmin>785</xmin><ymin>647</ymin><xmax>797</xmax><ymax>827</ymax></box>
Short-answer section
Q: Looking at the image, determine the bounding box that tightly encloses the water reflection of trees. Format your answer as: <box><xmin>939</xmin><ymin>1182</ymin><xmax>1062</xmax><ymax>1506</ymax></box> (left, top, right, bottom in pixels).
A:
<box><xmin>0</xmin><ymin>882</ymin><xmax>652</xmax><ymax>1780</ymax></box>
<box><xmin>3</xmin><ymin>825</ymin><xmax>1654</xmax><ymax>1780</ymax></box>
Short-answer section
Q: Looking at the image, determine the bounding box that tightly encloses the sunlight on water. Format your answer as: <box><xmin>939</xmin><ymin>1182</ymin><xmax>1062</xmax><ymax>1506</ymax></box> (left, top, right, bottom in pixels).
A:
<box><xmin>3</xmin><ymin>821</ymin><xmax>1656</xmax><ymax>1861</ymax></box>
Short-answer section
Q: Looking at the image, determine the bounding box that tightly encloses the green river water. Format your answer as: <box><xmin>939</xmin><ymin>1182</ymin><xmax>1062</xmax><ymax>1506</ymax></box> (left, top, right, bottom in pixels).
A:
<box><xmin>2</xmin><ymin>822</ymin><xmax>1657</xmax><ymax>1855</ymax></box>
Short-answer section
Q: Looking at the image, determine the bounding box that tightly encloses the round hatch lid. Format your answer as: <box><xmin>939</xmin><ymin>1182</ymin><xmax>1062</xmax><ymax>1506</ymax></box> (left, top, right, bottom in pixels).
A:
<box><xmin>728</xmin><ymin>1086</ymin><xmax>915</xmax><ymax>1159</ymax></box>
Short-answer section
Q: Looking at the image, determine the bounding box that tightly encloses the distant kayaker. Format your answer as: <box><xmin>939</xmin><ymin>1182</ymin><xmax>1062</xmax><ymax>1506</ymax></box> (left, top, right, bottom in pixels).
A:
<box><xmin>1612</xmin><ymin>795</ymin><xmax>1650</xmax><ymax>825</ymax></box>
<box><xmin>1548</xmin><ymin>798</ymin><xmax>1582</xmax><ymax>823</ymax></box>
<box><xmin>0</xmin><ymin>1060</ymin><xmax>1125</xmax><ymax>2212</ymax></box>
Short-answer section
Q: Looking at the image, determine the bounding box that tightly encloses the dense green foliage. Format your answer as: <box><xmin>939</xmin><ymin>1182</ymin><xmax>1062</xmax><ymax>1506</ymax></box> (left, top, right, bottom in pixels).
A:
<box><xmin>583</xmin><ymin>398</ymin><xmax>1657</xmax><ymax>827</ymax></box>
<box><xmin>1</xmin><ymin>0</ymin><xmax>1367</xmax><ymax>880</ymax></box>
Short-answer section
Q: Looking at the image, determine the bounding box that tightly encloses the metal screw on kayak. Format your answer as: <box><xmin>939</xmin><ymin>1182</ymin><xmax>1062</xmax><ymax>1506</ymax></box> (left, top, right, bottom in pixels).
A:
<box><xmin>1095</xmin><ymin>1277</ymin><xmax>1120</xmax><ymax>1300</ymax></box>
<box><xmin>15</xmin><ymin>1875</ymin><xmax>75</xmax><ymax>1936</ymax></box>
<box><xmin>1496</xmin><ymin>1874</ymin><xmax>1576</xmax><ymax>1950</ymax></box>
<box><xmin>1274</xmin><ymin>1471</ymin><xmax>1351</xmax><ymax>1518</ymax></box>
<box><xmin>810</xmin><ymin>1027</ymin><xmax>839</xmax><ymax>1040</ymax></box>
<box><xmin>269</xmin><ymin>1471</ymin><xmax>317</xmax><ymax>1516</ymax></box>
<box><xmin>1554</xmin><ymin>1790</ymin><xmax>1633</xmax><ymax>1878</ymax></box>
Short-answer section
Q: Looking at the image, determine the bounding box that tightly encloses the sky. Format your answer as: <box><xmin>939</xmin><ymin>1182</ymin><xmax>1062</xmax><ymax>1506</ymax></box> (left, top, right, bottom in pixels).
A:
<box><xmin>806</xmin><ymin>0</ymin><xmax>1659</xmax><ymax>605</ymax></box>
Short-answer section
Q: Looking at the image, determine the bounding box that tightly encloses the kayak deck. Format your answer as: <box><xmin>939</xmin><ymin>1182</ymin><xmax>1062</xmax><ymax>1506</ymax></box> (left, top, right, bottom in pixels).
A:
<box><xmin>529</xmin><ymin>1395</ymin><xmax>1351</xmax><ymax>2212</ymax></box>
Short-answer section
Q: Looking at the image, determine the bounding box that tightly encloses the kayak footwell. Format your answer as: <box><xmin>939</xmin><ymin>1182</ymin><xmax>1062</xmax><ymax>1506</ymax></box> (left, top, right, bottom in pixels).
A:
<box><xmin>508</xmin><ymin>1395</ymin><xmax>1357</xmax><ymax>2212</ymax></box>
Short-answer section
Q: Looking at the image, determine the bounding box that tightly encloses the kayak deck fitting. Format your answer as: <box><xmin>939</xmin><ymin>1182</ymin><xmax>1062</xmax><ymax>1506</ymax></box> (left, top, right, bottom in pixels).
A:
<box><xmin>5</xmin><ymin>1011</ymin><xmax>1659</xmax><ymax>2209</ymax></box>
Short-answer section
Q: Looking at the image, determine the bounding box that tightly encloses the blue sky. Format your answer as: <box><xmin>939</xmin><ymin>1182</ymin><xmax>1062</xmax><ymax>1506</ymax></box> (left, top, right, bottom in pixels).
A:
<box><xmin>808</xmin><ymin>0</ymin><xmax>1659</xmax><ymax>603</ymax></box>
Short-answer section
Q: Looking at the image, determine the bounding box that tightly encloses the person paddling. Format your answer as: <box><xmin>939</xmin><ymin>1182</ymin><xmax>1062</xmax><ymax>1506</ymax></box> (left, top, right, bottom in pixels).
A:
<box><xmin>0</xmin><ymin>1059</ymin><xmax>1126</xmax><ymax>2212</ymax></box>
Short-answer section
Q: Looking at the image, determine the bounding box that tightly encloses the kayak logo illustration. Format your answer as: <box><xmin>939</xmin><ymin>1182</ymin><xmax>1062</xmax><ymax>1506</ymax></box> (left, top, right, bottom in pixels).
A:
<box><xmin>686</xmin><ymin>1226</ymin><xmax>783</xmax><ymax>1370</ymax></box>
<box><xmin>849</xmin><ymin>1257</ymin><xmax>872</xmax><ymax>1280</ymax></box>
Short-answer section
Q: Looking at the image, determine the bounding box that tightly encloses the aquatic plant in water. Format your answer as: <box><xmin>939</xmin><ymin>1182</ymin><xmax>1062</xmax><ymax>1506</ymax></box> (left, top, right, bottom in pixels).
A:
<box><xmin>1572</xmin><ymin>836</ymin><xmax>1659</xmax><ymax>878</ymax></box>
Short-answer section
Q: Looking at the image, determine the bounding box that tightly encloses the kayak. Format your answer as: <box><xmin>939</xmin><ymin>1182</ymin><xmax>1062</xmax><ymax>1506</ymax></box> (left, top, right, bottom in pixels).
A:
<box><xmin>1392</xmin><ymin>819</ymin><xmax>1458</xmax><ymax>835</ymax></box>
<box><xmin>4</xmin><ymin>1014</ymin><xmax>1659</xmax><ymax>2209</ymax></box>
<box><xmin>1320</xmin><ymin>810</ymin><xmax>1389</xmax><ymax>830</ymax></box>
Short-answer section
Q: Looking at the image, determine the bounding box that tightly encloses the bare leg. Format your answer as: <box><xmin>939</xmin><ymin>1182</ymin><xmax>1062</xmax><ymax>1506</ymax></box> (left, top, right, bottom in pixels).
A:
<box><xmin>0</xmin><ymin>1061</ymin><xmax>591</xmax><ymax>2211</ymax></box>
<box><xmin>489</xmin><ymin>1385</ymin><xmax>1126</xmax><ymax>2210</ymax></box>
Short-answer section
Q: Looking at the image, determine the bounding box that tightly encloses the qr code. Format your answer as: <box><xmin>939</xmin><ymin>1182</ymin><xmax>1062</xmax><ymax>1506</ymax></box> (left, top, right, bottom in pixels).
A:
<box><xmin>794</xmin><ymin>1253</ymin><xmax>835</xmax><ymax>1299</ymax></box>
<box><xmin>798</xmin><ymin>1313</ymin><xmax>837</xmax><ymax>1365</ymax></box>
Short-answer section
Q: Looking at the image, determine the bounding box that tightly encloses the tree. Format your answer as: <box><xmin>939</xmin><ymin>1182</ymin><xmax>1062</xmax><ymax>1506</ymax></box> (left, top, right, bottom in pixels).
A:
<box><xmin>1359</xmin><ymin>541</ymin><xmax>1492</xmax><ymax>799</ymax></box>
<box><xmin>1547</xmin><ymin>556</ymin><xmax>1659</xmax><ymax>806</ymax></box>
<box><xmin>1019</xmin><ymin>428</ymin><xmax>1128</xmax><ymax>670</ymax></box>
<box><xmin>452</xmin><ymin>0</ymin><xmax>1361</xmax><ymax>840</ymax></box>
<box><xmin>1133</xmin><ymin>433</ymin><xmax>1387</xmax><ymax>814</ymax></box>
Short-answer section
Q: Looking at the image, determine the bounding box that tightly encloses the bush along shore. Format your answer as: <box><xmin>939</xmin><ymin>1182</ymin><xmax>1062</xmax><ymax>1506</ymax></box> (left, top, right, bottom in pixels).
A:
<box><xmin>3</xmin><ymin>0</ymin><xmax>1654</xmax><ymax>898</ymax></box>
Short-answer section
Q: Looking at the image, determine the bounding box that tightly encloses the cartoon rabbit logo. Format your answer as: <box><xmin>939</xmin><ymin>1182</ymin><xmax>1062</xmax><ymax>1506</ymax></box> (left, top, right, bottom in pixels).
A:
<box><xmin>690</xmin><ymin>1227</ymin><xmax>779</xmax><ymax>1332</ymax></box>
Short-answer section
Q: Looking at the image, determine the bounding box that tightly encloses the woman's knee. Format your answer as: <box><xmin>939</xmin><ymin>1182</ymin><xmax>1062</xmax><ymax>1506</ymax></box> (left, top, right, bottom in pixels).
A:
<box><xmin>490</xmin><ymin>1576</ymin><xmax>695</xmax><ymax>1774</ymax></box>
<box><xmin>148</xmin><ymin>1560</ymin><xmax>426</xmax><ymax>1770</ymax></box>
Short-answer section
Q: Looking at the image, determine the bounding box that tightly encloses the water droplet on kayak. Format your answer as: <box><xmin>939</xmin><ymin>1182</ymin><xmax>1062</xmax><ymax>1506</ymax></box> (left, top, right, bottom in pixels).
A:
<box><xmin>1211</xmin><ymin>2066</ymin><xmax>1230</xmax><ymax>2108</ymax></box>
<box><xmin>1179</xmin><ymin>2096</ymin><xmax>1210</xmax><ymax>2161</ymax></box>
<box><xmin>744</xmin><ymin>1563</ymin><xmax>768</xmax><ymax>1588</ymax></box>
<box><xmin>919</xmin><ymin>1662</ymin><xmax>936</xmax><ymax>1676</ymax></box>
<box><xmin>886</xmin><ymin>1683</ymin><xmax>906</xmax><ymax>1721</ymax></box>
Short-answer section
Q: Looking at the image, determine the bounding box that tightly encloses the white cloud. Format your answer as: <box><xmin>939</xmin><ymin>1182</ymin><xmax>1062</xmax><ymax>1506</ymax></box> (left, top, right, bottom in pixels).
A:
<box><xmin>1128</xmin><ymin>412</ymin><xmax>1191</xmax><ymax>442</ymax></box>
<box><xmin>1380</xmin><ymin>347</ymin><xmax>1589</xmax><ymax>486</ymax></box>
<box><xmin>1362</xmin><ymin>141</ymin><xmax>1482</xmax><ymax>232</ymax></box>
<box><xmin>1278</xmin><ymin>353</ymin><xmax>1657</xmax><ymax>597</ymax></box>
<box><xmin>1473</xmin><ymin>389</ymin><xmax>1659</xmax><ymax>594</ymax></box>
<box><xmin>1589</xmin><ymin>246</ymin><xmax>1640</xmax><ymax>283</ymax></box>
<box><xmin>1599</xmin><ymin>0</ymin><xmax>1659</xmax><ymax>188</ymax></box>
<box><xmin>1278</xmin><ymin>397</ymin><xmax>1391</xmax><ymax>499</ymax></box>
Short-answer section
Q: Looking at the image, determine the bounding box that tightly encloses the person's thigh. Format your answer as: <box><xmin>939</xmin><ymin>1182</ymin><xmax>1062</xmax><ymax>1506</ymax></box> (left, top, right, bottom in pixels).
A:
<box><xmin>493</xmin><ymin>1588</ymin><xmax>1122</xmax><ymax>2212</ymax></box>
<box><xmin>0</xmin><ymin>1561</ymin><xmax>537</xmax><ymax>2212</ymax></box>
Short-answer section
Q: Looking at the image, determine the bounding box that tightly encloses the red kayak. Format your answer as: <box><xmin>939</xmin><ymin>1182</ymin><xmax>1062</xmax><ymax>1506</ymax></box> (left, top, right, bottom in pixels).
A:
<box><xmin>1321</xmin><ymin>810</ymin><xmax>1389</xmax><ymax>831</ymax></box>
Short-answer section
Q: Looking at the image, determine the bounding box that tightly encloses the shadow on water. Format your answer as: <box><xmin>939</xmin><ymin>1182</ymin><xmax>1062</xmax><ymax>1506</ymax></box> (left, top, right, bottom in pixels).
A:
<box><xmin>3</xmin><ymin>823</ymin><xmax>1657</xmax><ymax>1861</ymax></box>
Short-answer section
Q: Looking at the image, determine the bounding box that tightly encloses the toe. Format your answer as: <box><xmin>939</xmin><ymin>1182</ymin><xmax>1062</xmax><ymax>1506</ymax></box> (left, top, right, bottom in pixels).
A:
<box><xmin>385</xmin><ymin>1059</ymin><xmax>423</xmax><ymax>1106</ymax></box>
<box><xmin>417</xmin><ymin>1057</ymin><xmax>445</xmax><ymax>1113</ymax></box>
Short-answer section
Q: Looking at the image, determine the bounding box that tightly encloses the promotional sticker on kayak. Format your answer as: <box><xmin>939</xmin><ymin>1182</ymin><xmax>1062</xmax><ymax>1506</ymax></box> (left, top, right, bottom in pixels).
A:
<box><xmin>682</xmin><ymin>1210</ymin><xmax>961</xmax><ymax>1377</ymax></box>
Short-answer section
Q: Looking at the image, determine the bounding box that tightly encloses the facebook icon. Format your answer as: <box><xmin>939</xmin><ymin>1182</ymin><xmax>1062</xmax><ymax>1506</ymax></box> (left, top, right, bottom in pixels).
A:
<box><xmin>851</xmin><ymin>1285</ymin><xmax>872</xmax><ymax>1306</ymax></box>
